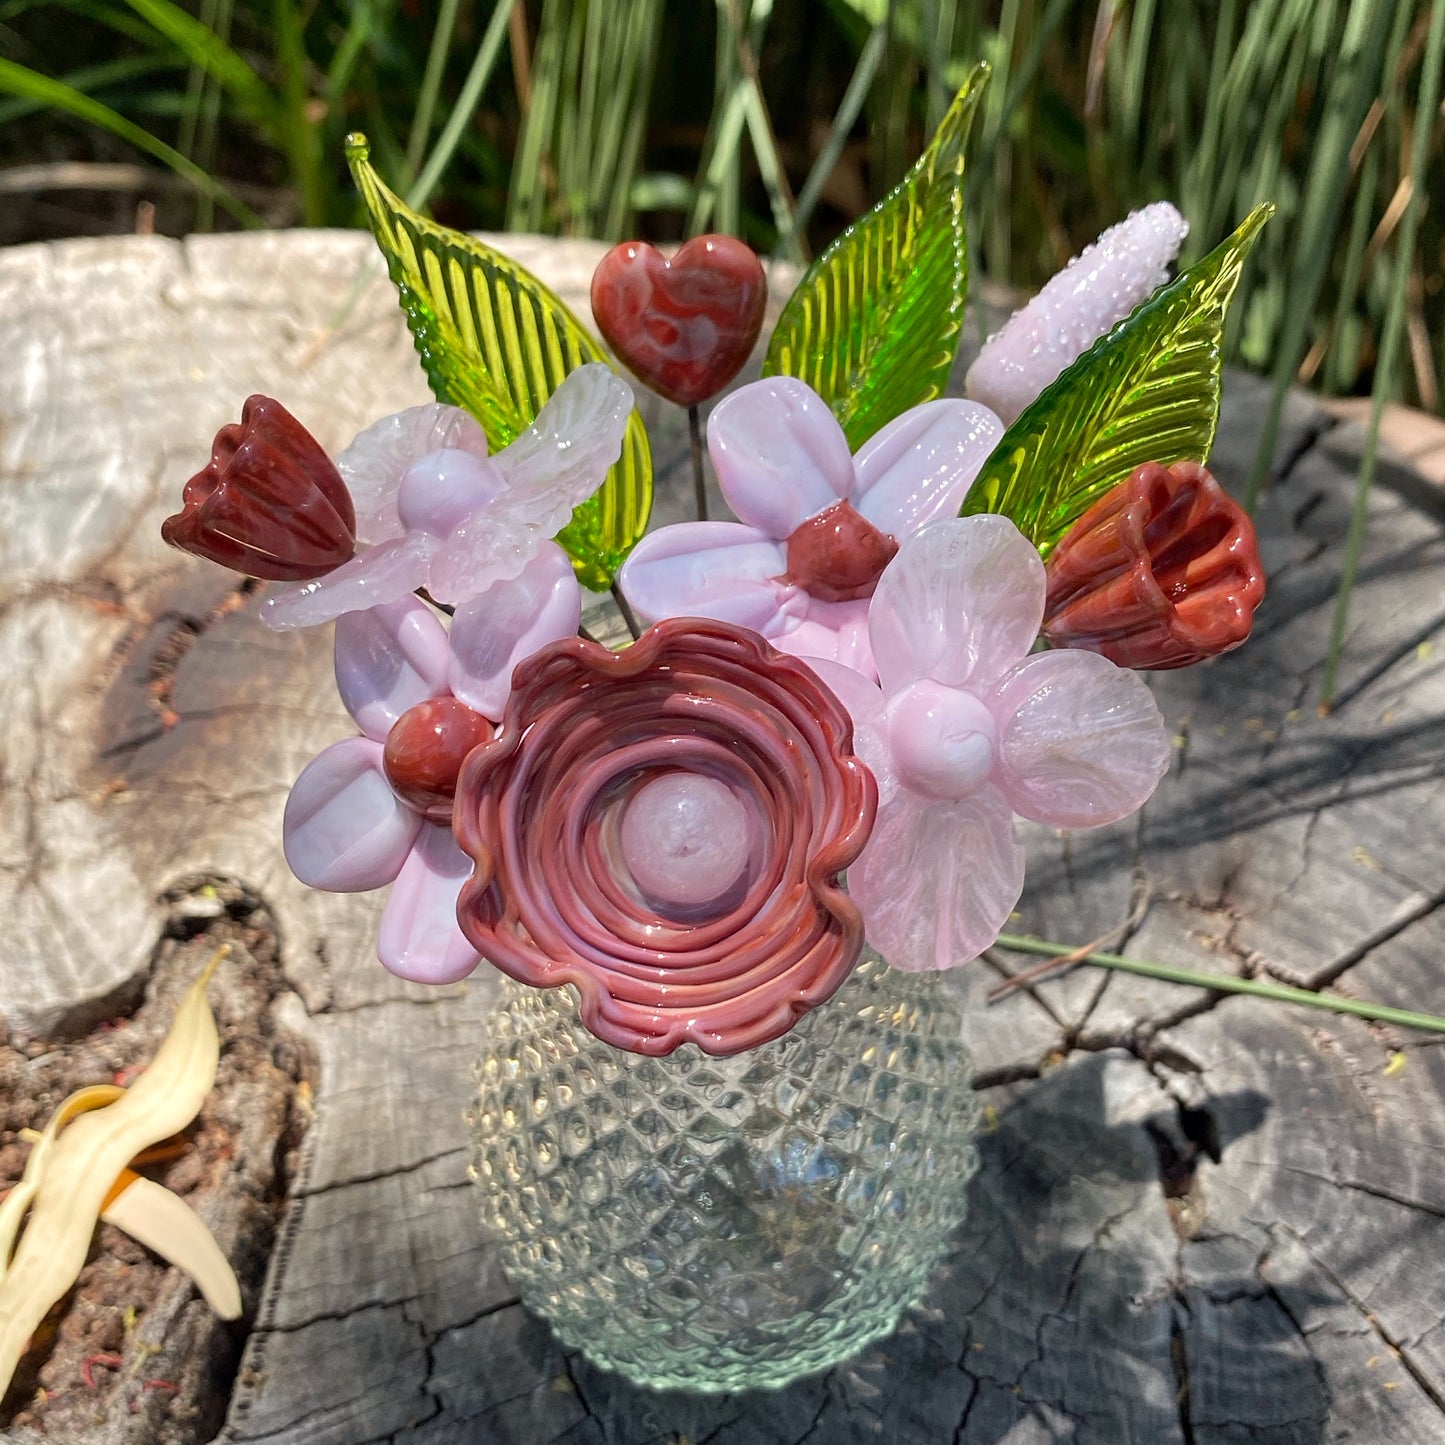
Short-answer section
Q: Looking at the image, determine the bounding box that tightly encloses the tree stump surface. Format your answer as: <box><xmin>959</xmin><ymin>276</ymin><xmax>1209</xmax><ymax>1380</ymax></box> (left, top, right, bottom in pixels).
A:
<box><xmin>1</xmin><ymin>230</ymin><xmax>1442</xmax><ymax>1445</ymax></box>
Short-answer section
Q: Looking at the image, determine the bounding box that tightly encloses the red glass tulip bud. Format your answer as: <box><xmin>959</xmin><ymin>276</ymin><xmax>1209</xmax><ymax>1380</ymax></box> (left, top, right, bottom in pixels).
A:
<box><xmin>162</xmin><ymin>395</ymin><xmax>357</xmax><ymax>580</ymax></box>
<box><xmin>1042</xmin><ymin>461</ymin><xmax>1266</xmax><ymax>670</ymax></box>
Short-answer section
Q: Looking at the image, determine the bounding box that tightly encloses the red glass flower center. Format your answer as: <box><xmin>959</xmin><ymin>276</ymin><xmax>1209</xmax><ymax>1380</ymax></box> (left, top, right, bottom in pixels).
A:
<box><xmin>383</xmin><ymin>697</ymin><xmax>494</xmax><ymax>820</ymax></box>
<box><xmin>783</xmin><ymin>501</ymin><xmax>899</xmax><ymax>603</ymax></box>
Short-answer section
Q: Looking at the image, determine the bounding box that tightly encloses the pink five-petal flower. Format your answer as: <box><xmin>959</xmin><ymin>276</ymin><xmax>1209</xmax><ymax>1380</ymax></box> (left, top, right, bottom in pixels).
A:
<box><xmin>617</xmin><ymin>375</ymin><xmax>1003</xmax><ymax>681</ymax></box>
<box><xmin>812</xmin><ymin>515</ymin><xmax>1172</xmax><ymax>973</ymax></box>
<box><xmin>262</xmin><ymin>363</ymin><xmax>632</xmax><ymax>629</ymax></box>
<box><xmin>282</xmin><ymin>548</ymin><xmax>580</xmax><ymax>983</ymax></box>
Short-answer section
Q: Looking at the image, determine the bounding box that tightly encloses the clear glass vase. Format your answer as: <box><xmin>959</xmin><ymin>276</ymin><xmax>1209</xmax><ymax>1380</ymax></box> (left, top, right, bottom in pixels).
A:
<box><xmin>467</xmin><ymin>956</ymin><xmax>981</xmax><ymax>1393</ymax></box>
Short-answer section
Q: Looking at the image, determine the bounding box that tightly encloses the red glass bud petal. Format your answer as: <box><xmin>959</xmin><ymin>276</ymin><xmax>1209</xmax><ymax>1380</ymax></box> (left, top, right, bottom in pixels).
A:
<box><xmin>162</xmin><ymin>395</ymin><xmax>357</xmax><ymax>581</ymax></box>
<box><xmin>383</xmin><ymin>697</ymin><xmax>495</xmax><ymax>821</ymax></box>
<box><xmin>783</xmin><ymin>500</ymin><xmax>899</xmax><ymax>603</ymax></box>
<box><xmin>1042</xmin><ymin>461</ymin><xmax>1266</xmax><ymax>670</ymax></box>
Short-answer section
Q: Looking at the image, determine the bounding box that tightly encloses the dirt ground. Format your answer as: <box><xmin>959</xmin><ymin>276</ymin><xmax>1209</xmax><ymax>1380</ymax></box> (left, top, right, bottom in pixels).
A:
<box><xmin>0</xmin><ymin>879</ymin><xmax>314</xmax><ymax>1443</ymax></box>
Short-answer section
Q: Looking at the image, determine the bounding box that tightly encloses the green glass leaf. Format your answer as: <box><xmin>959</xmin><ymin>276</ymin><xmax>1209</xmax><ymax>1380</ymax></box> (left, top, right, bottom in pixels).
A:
<box><xmin>962</xmin><ymin>203</ymin><xmax>1275</xmax><ymax>556</ymax></box>
<box><xmin>762</xmin><ymin>63</ymin><xmax>988</xmax><ymax>451</ymax></box>
<box><xmin>345</xmin><ymin>133</ymin><xmax>652</xmax><ymax>592</ymax></box>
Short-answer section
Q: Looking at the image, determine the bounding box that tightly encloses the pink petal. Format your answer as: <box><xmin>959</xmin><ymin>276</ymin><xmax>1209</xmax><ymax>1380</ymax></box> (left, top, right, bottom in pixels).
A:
<box><xmin>849</xmin><ymin>785</ymin><xmax>1024</xmax><ymax>972</ymax></box>
<box><xmin>490</xmin><ymin>363</ymin><xmax>633</xmax><ymax>516</ymax></box>
<box><xmin>448</xmin><ymin>542</ymin><xmax>581</xmax><ymax>719</ymax></box>
<box><xmin>334</xmin><ymin>597</ymin><xmax>451</xmax><ymax>741</ymax></box>
<box><xmin>989</xmin><ymin>650</ymin><xmax>1171</xmax><ymax>829</ymax></box>
<box><xmin>852</xmin><ymin>400</ymin><xmax>1004</xmax><ymax>537</ymax></box>
<box><xmin>261</xmin><ymin>533</ymin><xmax>438</xmax><ymax>630</ymax></box>
<box><xmin>618</xmin><ymin>522</ymin><xmax>802</xmax><ymax>633</ymax></box>
<box><xmin>802</xmin><ymin>656</ymin><xmax>896</xmax><ymax>804</ymax></box>
<box><xmin>772</xmin><ymin>597</ymin><xmax>876</xmax><ymax>681</ymax></box>
<box><xmin>965</xmin><ymin>202</ymin><xmax>1188</xmax><ymax>425</ymax></box>
<box><xmin>377</xmin><ymin>823</ymin><xmax>482</xmax><ymax>984</ymax></box>
<box><xmin>869</xmin><ymin>515</ymin><xmax>1046</xmax><ymax>696</ymax></box>
<box><xmin>339</xmin><ymin>403</ymin><xmax>490</xmax><ymax>544</ymax></box>
<box><xmin>283</xmin><ymin>737</ymin><xmax>422</xmax><ymax>892</ymax></box>
<box><xmin>708</xmin><ymin>376</ymin><xmax>854</xmax><ymax>537</ymax></box>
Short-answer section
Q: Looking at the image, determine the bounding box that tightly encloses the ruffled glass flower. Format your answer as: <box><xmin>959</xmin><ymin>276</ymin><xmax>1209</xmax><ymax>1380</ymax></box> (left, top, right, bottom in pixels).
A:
<box><xmin>617</xmin><ymin>376</ymin><xmax>1003</xmax><ymax>679</ymax></box>
<box><xmin>452</xmin><ymin>618</ymin><xmax>878</xmax><ymax>1056</ymax></box>
<box><xmin>263</xmin><ymin>363</ymin><xmax>632</xmax><ymax>628</ymax></box>
<box><xmin>162</xmin><ymin>394</ymin><xmax>356</xmax><ymax>580</ymax></box>
<box><xmin>808</xmin><ymin>516</ymin><xmax>1172</xmax><ymax>974</ymax></box>
<box><xmin>282</xmin><ymin>551</ymin><xmax>581</xmax><ymax>983</ymax></box>
<box><xmin>1042</xmin><ymin>460</ymin><xmax>1266</xmax><ymax>669</ymax></box>
<box><xmin>964</xmin><ymin>202</ymin><xmax>1189</xmax><ymax>426</ymax></box>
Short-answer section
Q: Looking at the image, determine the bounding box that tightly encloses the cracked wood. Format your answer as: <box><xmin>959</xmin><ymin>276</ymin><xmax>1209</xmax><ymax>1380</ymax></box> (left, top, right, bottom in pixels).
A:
<box><xmin>1</xmin><ymin>233</ymin><xmax>1443</xmax><ymax>1444</ymax></box>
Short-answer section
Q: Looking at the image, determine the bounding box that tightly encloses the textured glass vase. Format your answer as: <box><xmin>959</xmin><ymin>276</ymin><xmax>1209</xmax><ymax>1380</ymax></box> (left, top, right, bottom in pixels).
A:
<box><xmin>467</xmin><ymin>955</ymin><xmax>981</xmax><ymax>1393</ymax></box>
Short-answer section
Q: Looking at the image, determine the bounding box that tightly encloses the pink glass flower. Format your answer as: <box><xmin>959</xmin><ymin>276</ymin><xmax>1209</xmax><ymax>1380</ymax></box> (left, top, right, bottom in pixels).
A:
<box><xmin>262</xmin><ymin>363</ymin><xmax>632</xmax><ymax>629</ymax></box>
<box><xmin>617</xmin><ymin>375</ymin><xmax>1003</xmax><ymax>679</ymax></box>
<box><xmin>965</xmin><ymin>202</ymin><xmax>1188</xmax><ymax>425</ymax></box>
<box><xmin>452</xmin><ymin>618</ymin><xmax>878</xmax><ymax>1056</ymax></box>
<box><xmin>808</xmin><ymin>515</ymin><xmax>1172</xmax><ymax>974</ymax></box>
<box><xmin>281</xmin><ymin>548</ymin><xmax>581</xmax><ymax>983</ymax></box>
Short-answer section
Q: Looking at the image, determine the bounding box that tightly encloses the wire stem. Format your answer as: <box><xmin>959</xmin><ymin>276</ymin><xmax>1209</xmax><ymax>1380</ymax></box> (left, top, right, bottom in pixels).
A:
<box><xmin>688</xmin><ymin>404</ymin><xmax>708</xmax><ymax>521</ymax></box>
<box><xmin>610</xmin><ymin>582</ymin><xmax>641</xmax><ymax>641</ymax></box>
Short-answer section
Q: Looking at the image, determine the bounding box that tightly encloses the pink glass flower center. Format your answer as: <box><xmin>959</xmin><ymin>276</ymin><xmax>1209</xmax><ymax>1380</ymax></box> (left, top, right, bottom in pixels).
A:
<box><xmin>383</xmin><ymin>697</ymin><xmax>495</xmax><ymax>820</ymax></box>
<box><xmin>885</xmin><ymin>680</ymin><xmax>997</xmax><ymax>801</ymax></box>
<box><xmin>396</xmin><ymin>449</ymin><xmax>508</xmax><ymax>536</ymax></box>
<box><xmin>620</xmin><ymin>772</ymin><xmax>752</xmax><ymax>912</ymax></box>
<box><xmin>783</xmin><ymin>500</ymin><xmax>899</xmax><ymax>603</ymax></box>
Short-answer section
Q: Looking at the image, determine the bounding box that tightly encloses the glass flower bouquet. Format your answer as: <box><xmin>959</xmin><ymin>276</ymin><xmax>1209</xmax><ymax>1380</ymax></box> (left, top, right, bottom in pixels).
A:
<box><xmin>162</xmin><ymin>70</ymin><xmax>1270</xmax><ymax>1391</ymax></box>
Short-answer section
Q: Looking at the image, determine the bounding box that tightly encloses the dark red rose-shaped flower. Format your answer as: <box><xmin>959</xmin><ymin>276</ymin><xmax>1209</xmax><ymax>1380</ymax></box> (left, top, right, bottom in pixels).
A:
<box><xmin>453</xmin><ymin>618</ymin><xmax>878</xmax><ymax>1056</ymax></box>
<box><xmin>162</xmin><ymin>395</ymin><xmax>356</xmax><ymax>580</ymax></box>
<box><xmin>1042</xmin><ymin>460</ymin><xmax>1266</xmax><ymax>670</ymax></box>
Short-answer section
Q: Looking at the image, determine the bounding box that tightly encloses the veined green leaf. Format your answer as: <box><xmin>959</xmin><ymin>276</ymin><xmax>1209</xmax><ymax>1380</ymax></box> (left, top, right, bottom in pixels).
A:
<box><xmin>763</xmin><ymin>63</ymin><xmax>988</xmax><ymax>451</ymax></box>
<box><xmin>962</xmin><ymin>204</ymin><xmax>1274</xmax><ymax>555</ymax></box>
<box><xmin>346</xmin><ymin>133</ymin><xmax>652</xmax><ymax>592</ymax></box>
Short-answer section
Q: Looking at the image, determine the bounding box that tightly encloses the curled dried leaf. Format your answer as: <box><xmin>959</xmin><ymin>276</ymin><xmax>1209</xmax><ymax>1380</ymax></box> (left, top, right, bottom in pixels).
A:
<box><xmin>0</xmin><ymin>948</ymin><xmax>232</xmax><ymax>1396</ymax></box>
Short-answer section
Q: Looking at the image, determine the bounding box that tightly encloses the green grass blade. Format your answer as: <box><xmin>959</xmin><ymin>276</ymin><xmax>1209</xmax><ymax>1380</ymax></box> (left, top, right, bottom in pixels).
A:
<box><xmin>119</xmin><ymin>0</ymin><xmax>279</xmax><ymax>129</ymax></box>
<box><xmin>1323</xmin><ymin>0</ymin><xmax>1445</xmax><ymax>707</ymax></box>
<box><xmin>0</xmin><ymin>57</ymin><xmax>261</xmax><ymax>225</ymax></box>
<box><xmin>763</xmin><ymin>64</ymin><xmax>988</xmax><ymax>449</ymax></box>
<box><xmin>784</xmin><ymin>19</ymin><xmax>886</xmax><ymax>252</ymax></box>
<box><xmin>347</xmin><ymin>134</ymin><xmax>652</xmax><ymax>590</ymax></box>
<box><xmin>994</xmin><ymin>934</ymin><xmax>1445</xmax><ymax>1035</ymax></box>
<box><xmin>963</xmin><ymin>205</ymin><xmax>1273</xmax><ymax>554</ymax></box>
<box><xmin>404</xmin><ymin>0</ymin><xmax>462</xmax><ymax>180</ymax></box>
<box><xmin>408</xmin><ymin>0</ymin><xmax>515</xmax><ymax>211</ymax></box>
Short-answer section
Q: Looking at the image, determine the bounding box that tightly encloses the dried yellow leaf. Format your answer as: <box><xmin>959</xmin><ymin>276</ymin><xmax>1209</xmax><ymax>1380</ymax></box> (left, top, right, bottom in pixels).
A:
<box><xmin>101</xmin><ymin>1170</ymin><xmax>240</xmax><ymax>1319</ymax></box>
<box><xmin>0</xmin><ymin>948</ymin><xmax>227</xmax><ymax>1396</ymax></box>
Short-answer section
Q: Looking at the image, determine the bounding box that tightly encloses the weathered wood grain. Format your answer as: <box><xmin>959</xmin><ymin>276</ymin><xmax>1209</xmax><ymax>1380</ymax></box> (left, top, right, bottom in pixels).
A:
<box><xmin>2</xmin><ymin>230</ymin><xmax>1442</xmax><ymax>1445</ymax></box>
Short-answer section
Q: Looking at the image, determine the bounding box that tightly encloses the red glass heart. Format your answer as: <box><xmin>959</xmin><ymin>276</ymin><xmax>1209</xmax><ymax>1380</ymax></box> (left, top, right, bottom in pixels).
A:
<box><xmin>383</xmin><ymin>697</ymin><xmax>495</xmax><ymax>821</ymax></box>
<box><xmin>590</xmin><ymin>236</ymin><xmax>767</xmax><ymax>407</ymax></box>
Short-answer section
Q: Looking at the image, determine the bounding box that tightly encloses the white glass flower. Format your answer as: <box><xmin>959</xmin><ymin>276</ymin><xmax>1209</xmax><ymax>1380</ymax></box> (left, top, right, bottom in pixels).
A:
<box><xmin>262</xmin><ymin>362</ymin><xmax>633</xmax><ymax>629</ymax></box>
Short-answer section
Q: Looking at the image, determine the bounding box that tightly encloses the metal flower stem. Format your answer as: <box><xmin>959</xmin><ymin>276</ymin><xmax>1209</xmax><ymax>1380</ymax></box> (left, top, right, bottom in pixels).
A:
<box><xmin>688</xmin><ymin>404</ymin><xmax>708</xmax><ymax>521</ymax></box>
<box><xmin>993</xmin><ymin>934</ymin><xmax>1445</xmax><ymax>1035</ymax></box>
<box><xmin>610</xmin><ymin>581</ymin><xmax>642</xmax><ymax>640</ymax></box>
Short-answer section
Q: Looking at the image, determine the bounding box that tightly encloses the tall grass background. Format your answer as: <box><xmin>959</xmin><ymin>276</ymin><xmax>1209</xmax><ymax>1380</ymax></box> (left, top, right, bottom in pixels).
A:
<box><xmin>2</xmin><ymin>0</ymin><xmax>1441</xmax><ymax>700</ymax></box>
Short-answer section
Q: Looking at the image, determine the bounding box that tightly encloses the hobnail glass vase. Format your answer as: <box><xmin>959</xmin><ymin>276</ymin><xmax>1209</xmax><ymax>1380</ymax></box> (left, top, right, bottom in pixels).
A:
<box><xmin>467</xmin><ymin>955</ymin><xmax>981</xmax><ymax>1393</ymax></box>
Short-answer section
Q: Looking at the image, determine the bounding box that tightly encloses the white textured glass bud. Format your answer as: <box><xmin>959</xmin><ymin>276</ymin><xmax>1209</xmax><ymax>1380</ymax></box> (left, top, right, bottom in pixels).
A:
<box><xmin>965</xmin><ymin>202</ymin><xmax>1189</xmax><ymax>425</ymax></box>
